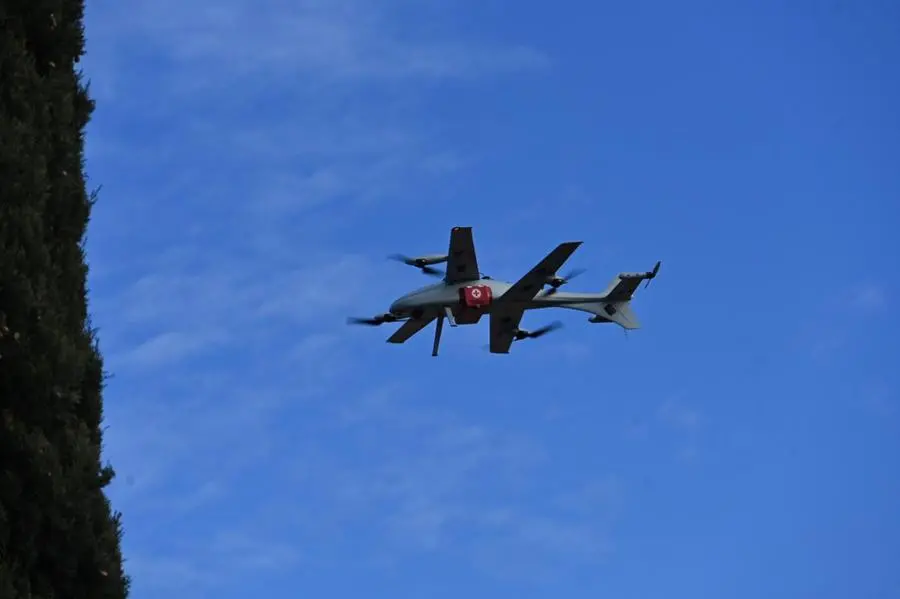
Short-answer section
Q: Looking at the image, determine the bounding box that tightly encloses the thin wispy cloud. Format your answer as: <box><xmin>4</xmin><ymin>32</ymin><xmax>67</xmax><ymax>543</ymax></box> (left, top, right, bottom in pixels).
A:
<box><xmin>853</xmin><ymin>283</ymin><xmax>887</xmax><ymax>311</ymax></box>
<box><xmin>95</xmin><ymin>249</ymin><xmax>376</xmax><ymax>372</ymax></box>
<box><xmin>115</xmin><ymin>329</ymin><xmax>228</xmax><ymax>369</ymax></box>
<box><xmin>107</xmin><ymin>376</ymin><xmax>622</xmax><ymax>591</ymax></box>
<box><xmin>656</xmin><ymin>395</ymin><xmax>704</xmax><ymax>462</ymax></box>
<box><xmin>126</xmin><ymin>530</ymin><xmax>304</xmax><ymax>593</ymax></box>
<box><xmin>82</xmin><ymin>0</ymin><xmax>548</xmax><ymax>238</ymax></box>
<box><xmin>787</xmin><ymin>281</ymin><xmax>892</xmax><ymax>363</ymax></box>
<box><xmin>657</xmin><ymin>396</ymin><xmax>703</xmax><ymax>431</ymax></box>
<box><xmin>89</xmin><ymin>0</ymin><xmax>547</xmax><ymax>86</ymax></box>
<box><xmin>860</xmin><ymin>381</ymin><xmax>896</xmax><ymax>418</ymax></box>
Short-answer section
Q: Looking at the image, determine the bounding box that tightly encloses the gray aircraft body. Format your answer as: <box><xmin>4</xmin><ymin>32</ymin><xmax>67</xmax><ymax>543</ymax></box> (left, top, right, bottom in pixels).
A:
<box><xmin>348</xmin><ymin>226</ymin><xmax>660</xmax><ymax>356</ymax></box>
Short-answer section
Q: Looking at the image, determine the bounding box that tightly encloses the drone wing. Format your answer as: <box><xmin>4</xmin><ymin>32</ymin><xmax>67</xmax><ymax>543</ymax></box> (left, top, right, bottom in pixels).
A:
<box><xmin>488</xmin><ymin>308</ymin><xmax>525</xmax><ymax>354</ymax></box>
<box><xmin>445</xmin><ymin>227</ymin><xmax>482</xmax><ymax>284</ymax></box>
<box><xmin>387</xmin><ymin>315</ymin><xmax>436</xmax><ymax>344</ymax></box>
<box><xmin>497</xmin><ymin>241</ymin><xmax>582</xmax><ymax>303</ymax></box>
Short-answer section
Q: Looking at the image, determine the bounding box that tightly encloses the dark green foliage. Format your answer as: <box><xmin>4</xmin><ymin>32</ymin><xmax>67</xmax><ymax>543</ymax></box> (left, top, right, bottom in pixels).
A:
<box><xmin>1</xmin><ymin>1</ymin><xmax>129</xmax><ymax>596</ymax></box>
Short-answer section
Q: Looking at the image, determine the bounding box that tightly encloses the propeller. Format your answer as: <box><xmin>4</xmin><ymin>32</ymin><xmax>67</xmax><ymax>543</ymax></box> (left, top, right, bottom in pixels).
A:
<box><xmin>542</xmin><ymin>268</ymin><xmax>586</xmax><ymax>296</ymax></box>
<box><xmin>388</xmin><ymin>254</ymin><xmax>446</xmax><ymax>277</ymax></box>
<box><xmin>514</xmin><ymin>320</ymin><xmax>563</xmax><ymax>340</ymax></box>
<box><xmin>479</xmin><ymin>320</ymin><xmax>564</xmax><ymax>352</ymax></box>
<box><xmin>643</xmin><ymin>260</ymin><xmax>661</xmax><ymax>288</ymax></box>
<box><xmin>347</xmin><ymin>313</ymin><xmax>399</xmax><ymax>326</ymax></box>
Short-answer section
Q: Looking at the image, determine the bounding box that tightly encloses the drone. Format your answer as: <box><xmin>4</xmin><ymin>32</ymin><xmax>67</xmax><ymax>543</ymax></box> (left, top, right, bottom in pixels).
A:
<box><xmin>348</xmin><ymin>227</ymin><xmax>661</xmax><ymax>356</ymax></box>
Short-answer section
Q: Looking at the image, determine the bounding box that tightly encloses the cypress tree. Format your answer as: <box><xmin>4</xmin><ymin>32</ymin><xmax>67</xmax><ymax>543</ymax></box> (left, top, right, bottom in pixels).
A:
<box><xmin>1</xmin><ymin>1</ymin><xmax>130</xmax><ymax>596</ymax></box>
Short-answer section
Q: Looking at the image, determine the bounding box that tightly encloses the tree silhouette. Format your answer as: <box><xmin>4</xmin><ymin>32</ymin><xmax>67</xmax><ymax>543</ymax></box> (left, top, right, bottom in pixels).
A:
<box><xmin>1</xmin><ymin>2</ymin><xmax>130</xmax><ymax>596</ymax></box>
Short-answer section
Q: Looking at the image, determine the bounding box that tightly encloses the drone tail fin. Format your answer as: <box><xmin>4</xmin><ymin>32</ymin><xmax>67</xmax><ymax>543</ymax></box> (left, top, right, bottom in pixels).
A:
<box><xmin>587</xmin><ymin>301</ymin><xmax>641</xmax><ymax>329</ymax></box>
<box><xmin>599</xmin><ymin>262</ymin><xmax>661</xmax><ymax>303</ymax></box>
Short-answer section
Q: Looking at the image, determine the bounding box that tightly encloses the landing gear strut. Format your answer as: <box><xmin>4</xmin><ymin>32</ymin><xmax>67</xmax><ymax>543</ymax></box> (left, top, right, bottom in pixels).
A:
<box><xmin>432</xmin><ymin>315</ymin><xmax>444</xmax><ymax>357</ymax></box>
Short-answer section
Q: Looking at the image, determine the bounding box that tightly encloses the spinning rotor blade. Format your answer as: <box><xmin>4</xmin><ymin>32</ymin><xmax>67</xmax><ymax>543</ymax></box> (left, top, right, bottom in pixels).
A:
<box><xmin>529</xmin><ymin>320</ymin><xmax>563</xmax><ymax>338</ymax></box>
<box><xmin>514</xmin><ymin>321</ymin><xmax>563</xmax><ymax>340</ymax></box>
<box><xmin>347</xmin><ymin>313</ymin><xmax>399</xmax><ymax>326</ymax></box>
<box><xmin>563</xmin><ymin>267</ymin><xmax>587</xmax><ymax>281</ymax></box>
<box><xmin>387</xmin><ymin>253</ymin><xmax>418</xmax><ymax>266</ymax></box>
<box><xmin>543</xmin><ymin>268</ymin><xmax>586</xmax><ymax>296</ymax></box>
<box><xmin>347</xmin><ymin>317</ymin><xmax>384</xmax><ymax>326</ymax></box>
<box><xmin>388</xmin><ymin>254</ymin><xmax>445</xmax><ymax>277</ymax></box>
<box><xmin>643</xmin><ymin>260</ymin><xmax>661</xmax><ymax>288</ymax></box>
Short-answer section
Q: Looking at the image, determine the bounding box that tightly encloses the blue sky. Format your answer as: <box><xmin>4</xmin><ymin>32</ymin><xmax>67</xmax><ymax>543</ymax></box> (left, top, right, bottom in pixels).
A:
<box><xmin>79</xmin><ymin>1</ymin><xmax>899</xmax><ymax>597</ymax></box>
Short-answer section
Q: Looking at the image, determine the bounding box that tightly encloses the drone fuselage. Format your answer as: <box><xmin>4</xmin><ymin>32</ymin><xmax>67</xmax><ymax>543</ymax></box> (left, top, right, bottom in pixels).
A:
<box><xmin>389</xmin><ymin>278</ymin><xmax>613</xmax><ymax>323</ymax></box>
<box><xmin>348</xmin><ymin>226</ymin><xmax>659</xmax><ymax>354</ymax></box>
